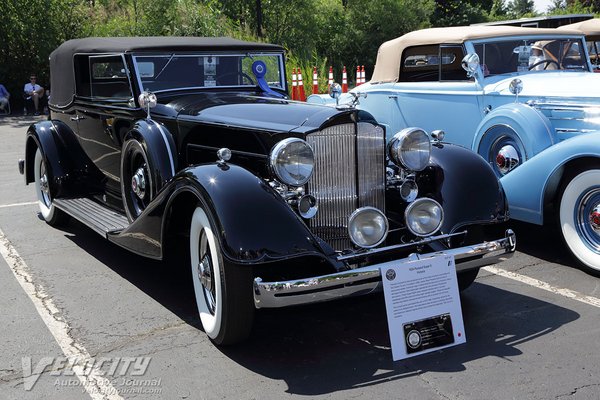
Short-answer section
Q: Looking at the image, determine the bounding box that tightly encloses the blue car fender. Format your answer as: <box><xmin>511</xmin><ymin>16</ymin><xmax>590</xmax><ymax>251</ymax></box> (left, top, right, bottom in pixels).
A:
<box><xmin>500</xmin><ymin>132</ymin><xmax>600</xmax><ymax>225</ymax></box>
<box><xmin>472</xmin><ymin>103</ymin><xmax>554</xmax><ymax>160</ymax></box>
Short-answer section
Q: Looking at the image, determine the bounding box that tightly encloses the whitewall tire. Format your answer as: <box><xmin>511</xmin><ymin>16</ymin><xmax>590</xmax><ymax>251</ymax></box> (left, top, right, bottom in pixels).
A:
<box><xmin>190</xmin><ymin>206</ymin><xmax>254</xmax><ymax>345</ymax></box>
<box><xmin>559</xmin><ymin>169</ymin><xmax>600</xmax><ymax>272</ymax></box>
<box><xmin>33</xmin><ymin>148</ymin><xmax>67</xmax><ymax>226</ymax></box>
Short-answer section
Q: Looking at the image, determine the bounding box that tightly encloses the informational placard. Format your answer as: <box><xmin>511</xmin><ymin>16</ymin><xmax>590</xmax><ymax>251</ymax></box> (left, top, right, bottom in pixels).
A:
<box><xmin>381</xmin><ymin>255</ymin><xmax>466</xmax><ymax>360</ymax></box>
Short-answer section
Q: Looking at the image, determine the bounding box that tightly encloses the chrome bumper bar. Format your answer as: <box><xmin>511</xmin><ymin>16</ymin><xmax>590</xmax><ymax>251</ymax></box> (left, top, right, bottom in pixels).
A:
<box><xmin>253</xmin><ymin>229</ymin><xmax>516</xmax><ymax>309</ymax></box>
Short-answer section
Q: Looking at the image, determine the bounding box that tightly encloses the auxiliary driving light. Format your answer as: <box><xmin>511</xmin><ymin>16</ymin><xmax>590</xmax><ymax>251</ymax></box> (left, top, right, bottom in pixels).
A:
<box><xmin>405</xmin><ymin>198</ymin><xmax>444</xmax><ymax>237</ymax></box>
<box><xmin>348</xmin><ymin>207</ymin><xmax>389</xmax><ymax>248</ymax></box>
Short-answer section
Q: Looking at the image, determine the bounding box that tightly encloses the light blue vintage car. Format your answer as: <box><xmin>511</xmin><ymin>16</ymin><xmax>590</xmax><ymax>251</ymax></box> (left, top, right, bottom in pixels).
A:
<box><xmin>309</xmin><ymin>25</ymin><xmax>600</xmax><ymax>272</ymax></box>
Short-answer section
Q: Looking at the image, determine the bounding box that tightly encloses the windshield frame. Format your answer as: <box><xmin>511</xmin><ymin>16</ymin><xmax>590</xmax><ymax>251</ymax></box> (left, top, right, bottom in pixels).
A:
<box><xmin>131</xmin><ymin>51</ymin><xmax>286</xmax><ymax>94</ymax></box>
<box><xmin>469</xmin><ymin>35</ymin><xmax>591</xmax><ymax>77</ymax></box>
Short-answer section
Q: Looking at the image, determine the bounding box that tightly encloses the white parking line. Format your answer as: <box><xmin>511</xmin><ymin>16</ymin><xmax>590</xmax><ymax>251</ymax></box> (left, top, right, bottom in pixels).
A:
<box><xmin>0</xmin><ymin>227</ymin><xmax>124</xmax><ymax>400</ymax></box>
<box><xmin>0</xmin><ymin>201</ymin><xmax>37</xmax><ymax>209</ymax></box>
<box><xmin>483</xmin><ymin>266</ymin><xmax>600</xmax><ymax>308</ymax></box>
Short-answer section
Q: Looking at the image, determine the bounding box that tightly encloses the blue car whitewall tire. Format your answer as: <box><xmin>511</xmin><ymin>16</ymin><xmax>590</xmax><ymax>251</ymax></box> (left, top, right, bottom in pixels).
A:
<box><xmin>560</xmin><ymin>169</ymin><xmax>600</xmax><ymax>272</ymax></box>
<box><xmin>190</xmin><ymin>206</ymin><xmax>254</xmax><ymax>345</ymax></box>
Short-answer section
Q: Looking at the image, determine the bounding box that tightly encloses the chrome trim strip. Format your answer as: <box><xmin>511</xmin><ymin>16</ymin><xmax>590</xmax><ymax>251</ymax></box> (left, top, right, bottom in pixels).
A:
<box><xmin>336</xmin><ymin>231</ymin><xmax>466</xmax><ymax>261</ymax></box>
<box><xmin>151</xmin><ymin>120</ymin><xmax>176</xmax><ymax>177</ymax></box>
<box><xmin>253</xmin><ymin>230</ymin><xmax>516</xmax><ymax>308</ymax></box>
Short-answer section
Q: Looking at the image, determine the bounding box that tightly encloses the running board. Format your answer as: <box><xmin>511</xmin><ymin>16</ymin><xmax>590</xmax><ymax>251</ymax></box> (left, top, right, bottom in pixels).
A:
<box><xmin>53</xmin><ymin>198</ymin><xmax>129</xmax><ymax>237</ymax></box>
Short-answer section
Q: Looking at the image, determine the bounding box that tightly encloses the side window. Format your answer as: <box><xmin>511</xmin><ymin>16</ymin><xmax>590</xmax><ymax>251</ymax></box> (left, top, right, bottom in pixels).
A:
<box><xmin>89</xmin><ymin>55</ymin><xmax>133</xmax><ymax>104</ymax></box>
<box><xmin>400</xmin><ymin>45</ymin><xmax>469</xmax><ymax>82</ymax></box>
<box><xmin>439</xmin><ymin>45</ymin><xmax>467</xmax><ymax>81</ymax></box>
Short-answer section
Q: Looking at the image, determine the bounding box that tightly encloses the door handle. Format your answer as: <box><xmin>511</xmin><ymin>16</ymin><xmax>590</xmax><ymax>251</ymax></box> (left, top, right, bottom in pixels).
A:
<box><xmin>70</xmin><ymin>115</ymin><xmax>86</xmax><ymax>121</ymax></box>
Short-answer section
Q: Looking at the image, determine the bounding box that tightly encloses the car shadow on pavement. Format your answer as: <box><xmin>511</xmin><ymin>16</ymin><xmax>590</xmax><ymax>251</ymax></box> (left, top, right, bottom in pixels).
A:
<box><xmin>61</xmin><ymin>217</ymin><xmax>579</xmax><ymax>396</ymax></box>
<box><xmin>219</xmin><ymin>283</ymin><xmax>579</xmax><ymax>396</ymax></box>
<box><xmin>490</xmin><ymin>220</ymin><xmax>579</xmax><ymax>269</ymax></box>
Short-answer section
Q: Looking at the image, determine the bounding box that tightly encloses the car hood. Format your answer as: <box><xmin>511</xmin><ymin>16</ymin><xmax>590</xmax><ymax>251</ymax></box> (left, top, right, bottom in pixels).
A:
<box><xmin>483</xmin><ymin>72</ymin><xmax>600</xmax><ymax>102</ymax></box>
<box><xmin>166</xmin><ymin>91</ymin><xmax>346</xmax><ymax>134</ymax></box>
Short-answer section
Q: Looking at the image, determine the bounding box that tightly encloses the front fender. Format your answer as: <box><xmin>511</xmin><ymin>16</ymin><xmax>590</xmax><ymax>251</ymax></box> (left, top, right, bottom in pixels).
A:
<box><xmin>473</xmin><ymin>103</ymin><xmax>554</xmax><ymax>158</ymax></box>
<box><xmin>428</xmin><ymin>143</ymin><xmax>508</xmax><ymax>233</ymax></box>
<box><xmin>24</xmin><ymin>120</ymin><xmax>100</xmax><ymax>198</ymax></box>
<box><xmin>109</xmin><ymin>163</ymin><xmax>329</xmax><ymax>262</ymax></box>
<box><xmin>500</xmin><ymin>132</ymin><xmax>600</xmax><ymax>225</ymax></box>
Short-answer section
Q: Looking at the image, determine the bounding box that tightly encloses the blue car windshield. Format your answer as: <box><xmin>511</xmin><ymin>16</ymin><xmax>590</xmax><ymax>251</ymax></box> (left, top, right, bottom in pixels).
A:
<box><xmin>132</xmin><ymin>53</ymin><xmax>285</xmax><ymax>92</ymax></box>
<box><xmin>473</xmin><ymin>38</ymin><xmax>589</xmax><ymax>76</ymax></box>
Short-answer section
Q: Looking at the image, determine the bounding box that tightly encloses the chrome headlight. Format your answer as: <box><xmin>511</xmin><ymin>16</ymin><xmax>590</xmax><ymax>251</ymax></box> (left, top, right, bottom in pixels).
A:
<box><xmin>348</xmin><ymin>207</ymin><xmax>389</xmax><ymax>248</ymax></box>
<box><xmin>269</xmin><ymin>138</ymin><xmax>314</xmax><ymax>186</ymax></box>
<box><xmin>405</xmin><ymin>198</ymin><xmax>443</xmax><ymax>237</ymax></box>
<box><xmin>388</xmin><ymin>128</ymin><xmax>431</xmax><ymax>171</ymax></box>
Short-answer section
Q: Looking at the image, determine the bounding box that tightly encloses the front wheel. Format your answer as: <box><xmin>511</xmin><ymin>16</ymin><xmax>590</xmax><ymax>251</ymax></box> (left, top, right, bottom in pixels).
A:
<box><xmin>190</xmin><ymin>206</ymin><xmax>254</xmax><ymax>345</ymax></box>
<box><xmin>33</xmin><ymin>148</ymin><xmax>67</xmax><ymax>226</ymax></box>
<box><xmin>559</xmin><ymin>169</ymin><xmax>600</xmax><ymax>273</ymax></box>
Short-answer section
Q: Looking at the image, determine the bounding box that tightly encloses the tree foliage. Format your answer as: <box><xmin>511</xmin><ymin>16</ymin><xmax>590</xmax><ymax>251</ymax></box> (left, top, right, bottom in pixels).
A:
<box><xmin>1</xmin><ymin>0</ymin><xmax>597</xmax><ymax>110</ymax></box>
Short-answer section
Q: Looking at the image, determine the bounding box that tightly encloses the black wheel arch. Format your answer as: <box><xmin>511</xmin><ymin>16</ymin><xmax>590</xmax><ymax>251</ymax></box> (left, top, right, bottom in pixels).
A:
<box><xmin>24</xmin><ymin>120</ymin><xmax>99</xmax><ymax>198</ymax></box>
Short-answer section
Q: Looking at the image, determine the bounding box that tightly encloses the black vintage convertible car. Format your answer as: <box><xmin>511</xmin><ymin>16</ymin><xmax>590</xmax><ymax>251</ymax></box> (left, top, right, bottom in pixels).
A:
<box><xmin>19</xmin><ymin>37</ymin><xmax>515</xmax><ymax>345</ymax></box>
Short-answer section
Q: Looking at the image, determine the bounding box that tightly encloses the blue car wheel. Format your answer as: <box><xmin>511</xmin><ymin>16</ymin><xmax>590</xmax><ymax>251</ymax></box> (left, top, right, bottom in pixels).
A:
<box><xmin>560</xmin><ymin>169</ymin><xmax>600</xmax><ymax>272</ymax></box>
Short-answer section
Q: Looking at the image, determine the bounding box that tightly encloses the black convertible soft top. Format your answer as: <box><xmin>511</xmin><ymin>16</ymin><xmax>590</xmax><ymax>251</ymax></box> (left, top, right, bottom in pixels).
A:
<box><xmin>49</xmin><ymin>37</ymin><xmax>284</xmax><ymax>107</ymax></box>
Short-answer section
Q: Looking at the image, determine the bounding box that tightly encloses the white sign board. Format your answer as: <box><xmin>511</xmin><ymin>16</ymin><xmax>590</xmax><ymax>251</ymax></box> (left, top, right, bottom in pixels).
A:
<box><xmin>381</xmin><ymin>255</ymin><xmax>466</xmax><ymax>360</ymax></box>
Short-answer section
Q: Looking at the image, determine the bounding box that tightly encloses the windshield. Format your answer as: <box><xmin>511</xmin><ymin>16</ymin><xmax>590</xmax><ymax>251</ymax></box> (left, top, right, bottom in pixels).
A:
<box><xmin>132</xmin><ymin>53</ymin><xmax>285</xmax><ymax>92</ymax></box>
<box><xmin>473</xmin><ymin>38</ymin><xmax>589</xmax><ymax>76</ymax></box>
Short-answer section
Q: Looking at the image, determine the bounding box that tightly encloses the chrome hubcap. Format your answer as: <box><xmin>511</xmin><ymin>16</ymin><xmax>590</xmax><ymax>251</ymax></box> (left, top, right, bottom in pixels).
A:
<box><xmin>131</xmin><ymin>167</ymin><xmax>146</xmax><ymax>199</ymax></box>
<box><xmin>198</xmin><ymin>255</ymin><xmax>213</xmax><ymax>292</ymax></box>
<box><xmin>576</xmin><ymin>188</ymin><xmax>600</xmax><ymax>252</ymax></box>
<box><xmin>39</xmin><ymin>161</ymin><xmax>51</xmax><ymax>206</ymax></box>
<box><xmin>495</xmin><ymin>145</ymin><xmax>520</xmax><ymax>175</ymax></box>
<box><xmin>197</xmin><ymin>230</ymin><xmax>216</xmax><ymax>314</ymax></box>
<box><xmin>590</xmin><ymin>205</ymin><xmax>600</xmax><ymax>231</ymax></box>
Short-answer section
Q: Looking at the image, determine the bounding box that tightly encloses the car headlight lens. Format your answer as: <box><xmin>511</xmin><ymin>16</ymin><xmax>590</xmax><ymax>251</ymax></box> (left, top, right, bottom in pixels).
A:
<box><xmin>348</xmin><ymin>207</ymin><xmax>389</xmax><ymax>248</ymax></box>
<box><xmin>269</xmin><ymin>138</ymin><xmax>314</xmax><ymax>186</ymax></box>
<box><xmin>388</xmin><ymin>128</ymin><xmax>431</xmax><ymax>171</ymax></box>
<box><xmin>405</xmin><ymin>198</ymin><xmax>443</xmax><ymax>237</ymax></box>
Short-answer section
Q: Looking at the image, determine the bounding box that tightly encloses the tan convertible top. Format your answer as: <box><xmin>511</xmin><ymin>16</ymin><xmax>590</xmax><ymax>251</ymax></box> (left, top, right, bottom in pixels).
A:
<box><xmin>559</xmin><ymin>18</ymin><xmax>600</xmax><ymax>37</ymax></box>
<box><xmin>371</xmin><ymin>25</ymin><xmax>583</xmax><ymax>83</ymax></box>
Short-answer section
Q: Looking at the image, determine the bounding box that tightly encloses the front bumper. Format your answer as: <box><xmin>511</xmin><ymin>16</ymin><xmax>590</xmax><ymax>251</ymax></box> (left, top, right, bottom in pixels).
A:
<box><xmin>253</xmin><ymin>229</ymin><xmax>516</xmax><ymax>308</ymax></box>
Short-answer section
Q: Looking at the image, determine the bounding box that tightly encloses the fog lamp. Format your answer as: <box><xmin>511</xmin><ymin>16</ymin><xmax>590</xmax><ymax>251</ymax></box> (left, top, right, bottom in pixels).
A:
<box><xmin>405</xmin><ymin>198</ymin><xmax>443</xmax><ymax>237</ymax></box>
<box><xmin>348</xmin><ymin>207</ymin><xmax>388</xmax><ymax>248</ymax></box>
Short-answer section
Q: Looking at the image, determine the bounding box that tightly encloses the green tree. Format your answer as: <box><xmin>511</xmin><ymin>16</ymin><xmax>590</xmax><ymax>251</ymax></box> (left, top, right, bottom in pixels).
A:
<box><xmin>432</xmin><ymin>0</ymin><xmax>488</xmax><ymax>26</ymax></box>
<box><xmin>507</xmin><ymin>0</ymin><xmax>535</xmax><ymax>17</ymax></box>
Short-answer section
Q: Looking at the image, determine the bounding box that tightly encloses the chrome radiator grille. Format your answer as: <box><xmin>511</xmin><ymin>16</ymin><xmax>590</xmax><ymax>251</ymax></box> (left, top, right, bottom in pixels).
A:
<box><xmin>306</xmin><ymin>122</ymin><xmax>385</xmax><ymax>250</ymax></box>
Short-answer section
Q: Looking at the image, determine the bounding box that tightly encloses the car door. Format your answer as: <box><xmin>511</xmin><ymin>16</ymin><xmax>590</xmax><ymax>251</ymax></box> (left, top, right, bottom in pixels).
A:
<box><xmin>390</xmin><ymin>44</ymin><xmax>483</xmax><ymax>148</ymax></box>
<box><xmin>74</xmin><ymin>55</ymin><xmax>136</xmax><ymax>201</ymax></box>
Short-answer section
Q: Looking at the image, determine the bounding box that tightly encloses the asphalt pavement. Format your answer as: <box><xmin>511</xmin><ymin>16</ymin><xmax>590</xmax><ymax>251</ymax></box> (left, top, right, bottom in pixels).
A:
<box><xmin>1</xmin><ymin>116</ymin><xmax>599</xmax><ymax>400</ymax></box>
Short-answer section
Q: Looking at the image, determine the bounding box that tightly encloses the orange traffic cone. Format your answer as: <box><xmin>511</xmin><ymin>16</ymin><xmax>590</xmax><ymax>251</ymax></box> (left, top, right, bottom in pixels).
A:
<box><xmin>356</xmin><ymin>65</ymin><xmax>361</xmax><ymax>87</ymax></box>
<box><xmin>312</xmin><ymin>66</ymin><xmax>319</xmax><ymax>94</ymax></box>
<box><xmin>328</xmin><ymin>66</ymin><xmax>333</xmax><ymax>91</ymax></box>
<box><xmin>361</xmin><ymin>65</ymin><xmax>366</xmax><ymax>84</ymax></box>
<box><xmin>298</xmin><ymin>68</ymin><xmax>306</xmax><ymax>101</ymax></box>
<box><xmin>342</xmin><ymin>65</ymin><xmax>348</xmax><ymax>93</ymax></box>
<box><xmin>291</xmin><ymin>68</ymin><xmax>298</xmax><ymax>101</ymax></box>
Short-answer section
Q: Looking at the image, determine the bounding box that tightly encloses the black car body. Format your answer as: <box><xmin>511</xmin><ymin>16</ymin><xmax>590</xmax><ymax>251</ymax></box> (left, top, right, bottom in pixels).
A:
<box><xmin>20</xmin><ymin>37</ymin><xmax>515</xmax><ymax>345</ymax></box>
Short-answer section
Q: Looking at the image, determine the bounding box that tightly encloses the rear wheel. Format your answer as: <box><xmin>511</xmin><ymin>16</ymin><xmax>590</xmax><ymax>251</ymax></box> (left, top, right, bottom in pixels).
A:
<box><xmin>190</xmin><ymin>206</ymin><xmax>254</xmax><ymax>345</ymax></box>
<box><xmin>559</xmin><ymin>169</ymin><xmax>600</xmax><ymax>273</ymax></box>
<box><xmin>33</xmin><ymin>148</ymin><xmax>67</xmax><ymax>226</ymax></box>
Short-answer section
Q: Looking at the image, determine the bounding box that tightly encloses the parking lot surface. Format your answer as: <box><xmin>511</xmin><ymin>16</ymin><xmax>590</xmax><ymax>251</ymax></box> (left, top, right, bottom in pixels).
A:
<box><xmin>1</xmin><ymin>116</ymin><xmax>599</xmax><ymax>400</ymax></box>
